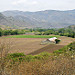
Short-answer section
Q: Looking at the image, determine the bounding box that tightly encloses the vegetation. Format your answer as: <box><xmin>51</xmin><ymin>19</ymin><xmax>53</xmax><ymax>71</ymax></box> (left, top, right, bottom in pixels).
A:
<box><xmin>0</xmin><ymin>25</ymin><xmax>75</xmax><ymax>39</ymax></box>
<box><xmin>0</xmin><ymin>29</ymin><xmax>25</xmax><ymax>36</ymax></box>
<box><xmin>6</xmin><ymin>35</ymin><xmax>60</xmax><ymax>38</ymax></box>
<box><xmin>55</xmin><ymin>39</ymin><xmax>60</xmax><ymax>44</ymax></box>
<box><xmin>7</xmin><ymin>52</ymin><xmax>51</xmax><ymax>62</ymax></box>
<box><xmin>32</xmin><ymin>27</ymin><xmax>75</xmax><ymax>38</ymax></box>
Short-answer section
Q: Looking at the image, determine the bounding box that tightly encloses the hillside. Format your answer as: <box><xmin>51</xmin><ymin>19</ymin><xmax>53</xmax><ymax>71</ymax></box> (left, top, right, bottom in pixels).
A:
<box><xmin>68</xmin><ymin>25</ymin><xmax>75</xmax><ymax>31</ymax></box>
<box><xmin>0</xmin><ymin>13</ymin><xmax>35</xmax><ymax>29</ymax></box>
<box><xmin>1</xmin><ymin>9</ymin><xmax>75</xmax><ymax>28</ymax></box>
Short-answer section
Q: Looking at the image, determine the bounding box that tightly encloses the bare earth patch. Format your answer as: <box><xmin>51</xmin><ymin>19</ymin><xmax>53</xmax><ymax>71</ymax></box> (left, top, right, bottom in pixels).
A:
<box><xmin>0</xmin><ymin>36</ymin><xmax>75</xmax><ymax>55</ymax></box>
<box><xmin>5</xmin><ymin>38</ymin><xmax>47</xmax><ymax>55</ymax></box>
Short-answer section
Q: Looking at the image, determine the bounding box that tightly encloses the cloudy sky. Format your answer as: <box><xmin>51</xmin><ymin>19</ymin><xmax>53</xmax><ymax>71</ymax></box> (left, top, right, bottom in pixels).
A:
<box><xmin>0</xmin><ymin>0</ymin><xmax>75</xmax><ymax>12</ymax></box>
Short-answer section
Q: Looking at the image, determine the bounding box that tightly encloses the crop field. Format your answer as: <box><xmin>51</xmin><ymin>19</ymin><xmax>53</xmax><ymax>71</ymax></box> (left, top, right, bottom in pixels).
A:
<box><xmin>5</xmin><ymin>35</ymin><xmax>60</xmax><ymax>38</ymax></box>
<box><xmin>1</xmin><ymin>35</ymin><xmax>75</xmax><ymax>55</ymax></box>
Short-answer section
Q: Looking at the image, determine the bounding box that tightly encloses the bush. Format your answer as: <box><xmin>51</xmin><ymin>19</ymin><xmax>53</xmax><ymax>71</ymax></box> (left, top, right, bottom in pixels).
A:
<box><xmin>53</xmin><ymin>46</ymin><xmax>67</xmax><ymax>55</ymax></box>
<box><xmin>8</xmin><ymin>53</ymin><xmax>25</xmax><ymax>58</ymax></box>
<box><xmin>34</xmin><ymin>52</ymin><xmax>51</xmax><ymax>60</ymax></box>
<box><xmin>55</xmin><ymin>39</ymin><xmax>60</xmax><ymax>44</ymax></box>
<box><xmin>68</xmin><ymin>42</ymin><xmax>75</xmax><ymax>51</ymax></box>
<box><xmin>25</xmin><ymin>55</ymin><xmax>34</xmax><ymax>62</ymax></box>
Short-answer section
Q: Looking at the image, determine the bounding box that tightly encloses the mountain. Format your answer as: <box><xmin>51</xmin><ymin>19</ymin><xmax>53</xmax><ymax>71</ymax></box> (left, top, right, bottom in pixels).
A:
<box><xmin>0</xmin><ymin>13</ymin><xmax>35</xmax><ymax>29</ymax></box>
<box><xmin>1</xmin><ymin>9</ymin><xmax>75</xmax><ymax>29</ymax></box>
<box><xmin>0</xmin><ymin>13</ymin><xmax>12</xmax><ymax>28</ymax></box>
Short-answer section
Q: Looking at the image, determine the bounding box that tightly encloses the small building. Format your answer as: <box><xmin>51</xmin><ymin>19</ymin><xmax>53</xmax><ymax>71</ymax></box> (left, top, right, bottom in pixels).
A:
<box><xmin>41</xmin><ymin>37</ymin><xmax>58</xmax><ymax>44</ymax></box>
<box><xmin>47</xmin><ymin>37</ymin><xmax>57</xmax><ymax>42</ymax></box>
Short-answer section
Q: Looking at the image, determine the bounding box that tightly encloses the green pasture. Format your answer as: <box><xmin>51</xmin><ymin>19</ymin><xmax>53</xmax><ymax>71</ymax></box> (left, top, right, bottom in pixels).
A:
<box><xmin>5</xmin><ymin>35</ymin><xmax>60</xmax><ymax>38</ymax></box>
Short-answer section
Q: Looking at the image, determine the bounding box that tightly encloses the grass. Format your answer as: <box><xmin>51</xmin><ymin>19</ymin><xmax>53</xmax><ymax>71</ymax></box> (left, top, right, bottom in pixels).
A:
<box><xmin>7</xmin><ymin>52</ymin><xmax>51</xmax><ymax>62</ymax></box>
<box><xmin>5</xmin><ymin>35</ymin><xmax>60</xmax><ymax>38</ymax></box>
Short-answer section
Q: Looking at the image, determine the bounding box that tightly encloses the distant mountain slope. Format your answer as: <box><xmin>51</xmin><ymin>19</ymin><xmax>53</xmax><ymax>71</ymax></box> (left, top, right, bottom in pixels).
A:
<box><xmin>1</xmin><ymin>9</ymin><xmax>75</xmax><ymax>28</ymax></box>
<box><xmin>0</xmin><ymin>13</ymin><xmax>12</xmax><ymax>28</ymax></box>
<box><xmin>68</xmin><ymin>25</ymin><xmax>75</xmax><ymax>31</ymax></box>
<box><xmin>0</xmin><ymin>13</ymin><xmax>35</xmax><ymax>29</ymax></box>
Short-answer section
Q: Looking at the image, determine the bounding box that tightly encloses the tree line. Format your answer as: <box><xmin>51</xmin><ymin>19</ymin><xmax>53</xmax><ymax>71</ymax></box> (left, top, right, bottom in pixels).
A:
<box><xmin>0</xmin><ymin>28</ymin><xmax>25</xmax><ymax>36</ymax></box>
<box><xmin>0</xmin><ymin>27</ymin><xmax>75</xmax><ymax>38</ymax></box>
<box><xmin>30</xmin><ymin>27</ymin><xmax>75</xmax><ymax>38</ymax></box>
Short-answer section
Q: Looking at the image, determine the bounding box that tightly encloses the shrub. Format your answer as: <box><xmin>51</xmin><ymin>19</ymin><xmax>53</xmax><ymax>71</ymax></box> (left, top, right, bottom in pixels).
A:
<box><xmin>55</xmin><ymin>39</ymin><xmax>60</xmax><ymax>44</ymax></box>
<box><xmin>8</xmin><ymin>53</ymin><xmax>25</xmax><ymax>58</ymax></box>
<box><xmin>34</xmin><ymin>52</ymin><xmax>51</xmax><ymax>60</ymax></box>
<box><xmin>25</xmin><ymin>55</ymin><xmax>34</xmax><ymax>62</ymax></box>
<box><xmin>53</xmin><ymin>46</ymin><xmax>67</xmax><ymax>55</ymax></box>
<box><xmin>39</xmin><ymin>52</ymin><xmax>51</xmax><ymax>57</ymax></box>
<box><xmin>34</xmin><ymin>55</ymin><xmax>44</xmax><ymax>60</ymax></box>
<box><xmin>68</xmin><ymin>42</ymin><xmax>75</xmax><ymax>51</ymax></box>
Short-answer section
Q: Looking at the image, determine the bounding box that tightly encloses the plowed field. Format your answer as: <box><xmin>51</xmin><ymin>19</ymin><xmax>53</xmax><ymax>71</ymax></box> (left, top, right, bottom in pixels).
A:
<box><xmin>0</xmin><ymin>36</ymin><xmax>75</xmax><ymax>55</ymax></box>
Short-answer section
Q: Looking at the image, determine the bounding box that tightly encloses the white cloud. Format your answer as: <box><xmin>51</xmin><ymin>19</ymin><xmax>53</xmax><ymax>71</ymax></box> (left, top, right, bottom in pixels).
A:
<box><xmin>12</xmin><ymin>0</ymin><xmax>38</xmax><ymax>5</ymax></box>
<box><xmin>31</xmin><ymin>1</ymin><xmax>38</xmax><ymax>5</ymax></box>
<box><xmin>0</xmin><ymin>0</ymin><xmax>75</xmax><ymax>12</ymax></box>
<box><xmin>12</xmin><ymin>0</ymin><xmax>27</xmax><ymax>5</ymax></box>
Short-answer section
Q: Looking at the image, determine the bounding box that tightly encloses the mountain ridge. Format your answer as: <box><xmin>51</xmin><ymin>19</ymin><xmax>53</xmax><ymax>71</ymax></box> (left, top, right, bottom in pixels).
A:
<box><xmin>1</xmin><ymin>9</ymin><xmax>75</xmax><ymax>29</ymax></box>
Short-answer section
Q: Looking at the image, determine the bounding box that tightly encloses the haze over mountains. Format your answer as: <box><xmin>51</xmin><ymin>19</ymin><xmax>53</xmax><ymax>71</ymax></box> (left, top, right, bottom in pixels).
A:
<box><xmin>0</xmin><ymin>9</ymin><xmax>75</xmax><ymax>29</ymax></box>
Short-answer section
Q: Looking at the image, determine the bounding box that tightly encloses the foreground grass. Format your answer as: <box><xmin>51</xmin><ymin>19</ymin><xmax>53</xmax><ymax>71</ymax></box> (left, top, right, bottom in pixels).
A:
<box><xmin>5</xmin><ymin>35</ymin><xmax>60</xmax><ymax>38</ymax></box>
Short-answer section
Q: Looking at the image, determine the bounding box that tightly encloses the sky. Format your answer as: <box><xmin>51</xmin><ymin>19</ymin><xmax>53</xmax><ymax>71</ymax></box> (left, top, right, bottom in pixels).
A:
<box><xmin>0</xmin><ymin>0</ymin><xmax>75</xmax><ymax>12</ymax></box>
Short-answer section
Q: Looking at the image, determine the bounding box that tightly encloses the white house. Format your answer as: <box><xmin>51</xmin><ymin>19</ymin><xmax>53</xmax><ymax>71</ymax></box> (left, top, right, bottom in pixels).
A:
<box><xmin>47</xmin><ymin>37</ymin><xmax>57</xmax><ymax>42</ymax></box>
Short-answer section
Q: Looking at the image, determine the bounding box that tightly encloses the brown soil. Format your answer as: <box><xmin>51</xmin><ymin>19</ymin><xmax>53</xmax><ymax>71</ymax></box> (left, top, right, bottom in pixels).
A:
<box><xmin>29</xmin><ymin>44</ymin><xmax>64</xmax><ymax>55</ymax></box>
<box><xmin>0</xmin><ymin>36</ymin><xmax>75</xmax><ymax>55</ymax></box>
<box><xmin>29</xmin><ymin>36</ymin><xmax>75</xmax><ymax>55</ymax></box>
<box><xmin>57</xmin><ymin>36</ymin><xmax>75</xmax><ymax>45</ymax></box>
<box><xmin>4</xmin><ymin>38</ymin><xmax>47</xmax><ymax>55</ymax></box>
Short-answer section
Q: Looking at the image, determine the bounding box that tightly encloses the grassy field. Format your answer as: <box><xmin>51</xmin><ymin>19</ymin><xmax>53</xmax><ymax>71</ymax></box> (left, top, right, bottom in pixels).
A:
<box><xmin>5</xmin><ymin>35</ymin><xmax>60</xmax><ymax>38</ymax></box>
